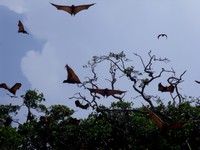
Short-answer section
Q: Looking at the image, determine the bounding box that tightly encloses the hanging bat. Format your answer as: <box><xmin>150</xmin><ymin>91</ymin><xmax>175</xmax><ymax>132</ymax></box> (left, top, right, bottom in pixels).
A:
<box><xmin>0</xmin><ymin>83</ymin><xmax>22</xmax><ymax>95</ymax></box>
<box><xmin>157</xmin><ymin>34</ymin><xmax>167</xmax><ymax>39</ymax></box>
<box><xmin>87</xmin><ymin>88</ymin><xmax>126</xmax><ymax>97</ymax></box>
<box><xmin>63</xmin><ymin>64</ymin><xmax>81</xmax><ymax>84</ymax></box>
<box><xmin>75</xmin><ymin>100</ymin><xmax>89</xmax><ymax>110</ymax></box>
<box><xmin>18</xmin><ymin>20</ymin><xmax>29</xmax><ymax>34</ymax></box>
<box><xmin>158</xmin><ymin>83</ymin><xmax>174</xmax><ymax>93</ymax></box>
<box><xmin>145</xmin><ymin>107</ymin><xmax>184</xmax><ymax>134</ymax></box>
<box><xmin>50</xmin><ymin>3</ymin><xmax>95</xmax><ymax>16</ymax></box>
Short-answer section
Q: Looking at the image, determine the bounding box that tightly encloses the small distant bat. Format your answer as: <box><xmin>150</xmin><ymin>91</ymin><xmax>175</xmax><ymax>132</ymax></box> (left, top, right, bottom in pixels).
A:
<box><xmin>0</xmin><ymin>83</ymin><xmax>22</xmax><ymax>95</ymax></box>
<box><xmin>63</xmin><ymin>64</ymin><xmax>81</xmax><ymax>84</ymax></box>
<box><xmin>145</xmin><ymin>106</ymin><xmax>185</xmax><ymax>134</ymax></box>
<box><xmin>75</xmin><ymin>100</ymin><xmax>89</xmax><ymax>110</ymax></box>
<box><xmin>158</xmin><ymin>83</ymin><xmax>174</xmax><ymax>93</ymax></box>
<box><xmin>18</xmin><ymin>20</ymin><xmax>29</xmax><ymax>34</ymax></box>
<box><xmin>50</xmin><ymin>3</ymin><xmax>95</xmax><ymax>16</ymax></box>
<box><xmin>195</xmin><ymin>80</ymin><xmax>200</xmax><ymax>84</ymax></box>
<box><xmin>87</xmin><ymin>88</ymin><xmax>126</xmax><ymax>97</ymax></box>
<box><xmin>157</xmin><ymin>34</ymin><xmax>167</xmax><ymax>39</ymax></box>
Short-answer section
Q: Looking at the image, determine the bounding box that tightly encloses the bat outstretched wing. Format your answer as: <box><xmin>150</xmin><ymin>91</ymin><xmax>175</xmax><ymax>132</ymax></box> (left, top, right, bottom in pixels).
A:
<box><xmin>0</xmin><ymin>83</ymin><xmax>9</xmax><ymax>90</ymax></box>
<box><xmin>75</xmin><ymin>100</ymin><xmax>89</xmax><ymax>109</ymax></box>
<box><xmin>195</xmin><ymin>80</ymin><xmax>200</xmax><ymax>84</ymax></box>
<box><xmin>18</xmin><ymin>20</ymin><xmax>28</xmax><ymax>34</ymax></box>
<box><xmin>50</xmin><ymin>3</ymin><xmax>73</xmax><ymax>15</ymax></box>
<box><xmin>74</xmin><ymin>3</ymin><xmax>95</xmax><ymax>15</ymax></box>
<box><xmin>107</xmin><ymin>89</ymin><xmax>126</xmax><ymax>97</ymax></box>
<box><xmin>87</xmin><ymin>88</ymin><xmax>126</xmax><ymax>97</ymax></box>
<box><xmin>63</xmin><ymin>64</ymin><xmax>81</xmax><ymax>84</ymax></box>
<box><xmin>9</xmin><ymin>83</ymin><xmax>22</xmax><ymax>95</ymax></box>
<box><xmin>158</xmin><ymin>83</ymin><xmax>174</xmax><ymax>93</ymax></box>
<box><xmin>145</xmin><ymin>107</ymin><xmax>165</xmax><ymax>129</ymax></box>
<box><xmin>87</xmin><ymin>88</ymin><xmax>106</xmax><ymax>97</ymax></box>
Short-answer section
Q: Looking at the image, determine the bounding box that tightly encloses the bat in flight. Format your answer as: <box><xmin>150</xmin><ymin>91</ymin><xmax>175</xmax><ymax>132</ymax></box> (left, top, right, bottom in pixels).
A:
<box><xmin>50</xmin><ymin>3</ymin><xmax>95</xmax><ymax>16</ymax></box>
<box><xmin>158</xmin><ymin>83</ymin><xmax>175</xmax><ymax>93</ymax></box>
<box><xmin>145</xmin><ymin>106</ymin><xmax>185</xmax><ymax>134</ymax></box>
<box><xmin>157</xmin><ymin>34</ymin><xmax>167</xmax><ymax>39</ymax></box>
<box><xmin>75</xmin><ymin>100</ymin><xmax>89</xmax><ymax>110</ymax></box>
<box><xmin>0</xmin><ymin>83</ymin><xmax>22</xmax><ymax>95</ymax></box>
<box><xmin>18</xmin><ymin>20</ymin><xmax>29</xmax><ymax>34</ymax></box>
<box><xmin>63</xmin><ymin>64</ymin><xmax>81</xmax><ymax>84</ymax></box>
<box><xmin>195</xmin><ymin>80</ymin><xmax>200</xmax><ymax>84</ymax></box>
<box><xmin>87</xmin><ymin>88</ymin><xmax>126</xmax><ymax>97</ymax></box>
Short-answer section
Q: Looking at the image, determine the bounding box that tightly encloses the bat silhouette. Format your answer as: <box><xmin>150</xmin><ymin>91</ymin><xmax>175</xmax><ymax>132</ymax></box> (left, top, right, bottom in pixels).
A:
<box><xmin>0</xmin><ymin>83</ymin><xmax>22</xmax><ymax>95</ymax></box>
<box><xmin>75</xmin><ymin>100</ymin><xmax>89</xmax><ymax>110</ymax></box>
<box><xmin>63</xmin><ymin>64</ymin><xmax>81</xmax><ymax>84</ymax></box>
<box><xmin>18</xmin><ymin>20</ymin><xmax>29</xmax><ymax>34</ymax></box>
<box><xmin>195</xmin><ymin>80</ymin><xmax>200</xmax><ymax>84</ymax></box>
<box><xmin>157</xmin><ymin>34</ymin><xmax>167</xmax><ymax>39</ymax></box>
<box><xmin>50</xmin><ymin>3</ymin><xmax>95</xmax><ymax>16</ymax></box>
<box><xmin>158</xmin><ymin>83</ymin><xmax>174</xmax><ymax>93</ymax></box>
<box><xmin>87</xmin><ymin>88</ymin><xmax>126</xmax><ymax>97</ymax></box>
<box><xmin>145</xmin><ymin>107</ymin><xmax>184</xmax><ymax>134</ymax></box>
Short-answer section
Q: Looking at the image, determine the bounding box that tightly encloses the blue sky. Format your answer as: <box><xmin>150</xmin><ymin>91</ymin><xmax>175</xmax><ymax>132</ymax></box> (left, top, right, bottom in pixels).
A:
<box><xmin>1</xmin><ymin>0</ymin><xmax>200</xmax><ymax>121</ymax></box>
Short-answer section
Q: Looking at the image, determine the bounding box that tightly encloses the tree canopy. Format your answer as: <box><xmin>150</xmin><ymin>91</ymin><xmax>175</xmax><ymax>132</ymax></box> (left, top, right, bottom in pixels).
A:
<box><xmin>0</xmin><ymin>51</ymin><xmax>200</xmax><ymax>149</ymax></box>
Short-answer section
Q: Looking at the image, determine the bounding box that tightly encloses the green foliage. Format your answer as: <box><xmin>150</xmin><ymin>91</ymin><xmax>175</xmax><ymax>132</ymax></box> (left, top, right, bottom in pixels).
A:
<box><xmin>1</xmin><ymin>53</ymin><xmax>200</xmax><ymax>149</ymax></box>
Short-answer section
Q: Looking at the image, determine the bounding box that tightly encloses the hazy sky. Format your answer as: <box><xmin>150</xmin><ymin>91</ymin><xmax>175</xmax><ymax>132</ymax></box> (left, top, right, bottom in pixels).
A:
<box><xmin>1</xmin><ymin>0</ymin><xmax>200</xmax><ymax>121</ymax></box>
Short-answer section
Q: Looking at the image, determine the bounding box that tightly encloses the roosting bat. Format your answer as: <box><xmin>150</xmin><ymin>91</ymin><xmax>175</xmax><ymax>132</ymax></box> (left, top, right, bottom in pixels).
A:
<box><xmin>50</xmin><ymin>3</ymin><xmax>95</xmax><ymax>16</ymax></box>
<box><xmin>0</xmin><ymin>83</ymin><xmax>22</xmax><ymax>95</ymax></box>
<box><xmin>158</xmin><ymin>83</ymin><xmax>175</xmax><ymax>93</ymax></box>
<box><xmin>18</xmin><ymin>20</ymin><xmax>29</xmax><ymax>34</ymax></box>
<box><xmin>87</xmin><ymin>88</ymin><xmax>126</xmax><ymax>97</ymax></box>
<box><xmin>157</xmin><ymin>34</ymin><xmax>167</xmax><ymax>39</ymax></box>
<box><xmin>75</xmin><ymin>100</ymin><xmax>89</xmax><ymax>110</ymax></box>
<box><xmin>145</xmin><ymin>107</ymin><xmax>185</xmax><ymax>134</ymax></box>
<box><xmin>63</xmin><ymin>64</ymin><xmax>81</xmax><ymax>84</ymax></box>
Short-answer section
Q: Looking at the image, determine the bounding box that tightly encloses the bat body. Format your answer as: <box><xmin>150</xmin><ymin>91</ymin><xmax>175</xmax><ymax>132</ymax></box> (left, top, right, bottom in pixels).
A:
<box><xmin>75</xmin><ymin>100</ymin><xmax>89</xmax><ymax>109</ymax></box>
<box><xmin>145</xmin><ymin>107</ymin><xmax>184</xmax><ymax>134</ymax></box>
<box><xmin>0</xmin><ymin>83</ymin><xmax>22</xmax><ymax>95</ymax></box>
<box><xmin>157</xmin><ymin>34</ymin><xmax>167</xmax><ymax>39</ymax></box>
<box><xmin>63</xmin><ymin>64</ymin><xmax>81</xmax><ymax>84</ymax></box>
<box><xmin>158</xmin><ymin>83</ymin><xmax>174</xmax><ymax>93</ymax></box>
<box><xmin>18</xmin><ymin>20</ymin><xmax>29</xmax><ymax>34</ymax></box>
<box><xmin>87</xmin><ymin>88</ymin><xmax>126</xmax><ymax>97</ymax></box>
<box><xmin>50</xmin><ymin>3</ymin><xmax>95</xmax><ymax>16</ymax></box>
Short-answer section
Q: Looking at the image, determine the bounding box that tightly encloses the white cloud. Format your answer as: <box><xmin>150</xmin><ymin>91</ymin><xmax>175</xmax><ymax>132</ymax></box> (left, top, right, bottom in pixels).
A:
<box><xmin>17</xmin><ymin>0</ymin><xmax>200</xmax><ymax>118</ymax></box>
<box><xmin>0</xmin><ymin>0</ymin><xmax>27</xmax><ymax>14</ymax></box>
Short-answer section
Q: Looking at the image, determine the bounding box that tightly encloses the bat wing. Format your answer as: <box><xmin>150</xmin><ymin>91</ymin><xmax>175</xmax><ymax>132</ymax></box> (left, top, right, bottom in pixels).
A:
<box><xmin>145</xmin><ymin>107</ymin><xmax>165</xmax><ymax>129</ymax></box>
<box><xmin>106</xmin><ymin>89</ymin><xmax>126</xmax><ymax>97</ymax></box>
<box><xmin>18</xmin><ymin>20</ymin><xmax>28</xmax><ymax>34</ymax></box>
<box><xmin>157</xmin><ymin>34</ymin><xmax>161</xmax><ymax>39</ymax></box>
<box><xmin>168</xmin><ymin>122</ymin><xmax>185</xmax><ymax>130</ymax></box>
<box><xmin>50</xmin><ymin>3</ymin><xmax>73</xmax><ymax>15</ymax></box>
<box><xmin>75</xmin><ymin>100</ymin><xmax>89</xmax><ymax>109</ymax></box>
<box><xmin>158</xmin><ymin>83</ymin><xmax>166</xmax><ymax>92</ymax></box>
<box><xmin>163</xmin><ymin>34</ymin><xmax>168</xmax><ymax>39</ymax></box>
<box><xmin>9</xmin><ymin>83</ymin><xmax>22</xmax><ymax>95</ymax></box>
<box><xmin>195</xmin><ymin>80</ymin><xmax>200</xmax><ymax>84</ymax></box>
<box><xmin>74</xmin><ymin>3</ymin><xmax>95</xmax><ymax>15</ymax></box>
<box><xmin>87</xmin><ymin>88</ymin><xmax>106</xmax><ymax>97</ymax></box>
<box><xmin>166</xmin><ymin>85</ymin><xmax>175</xmax><ymax>93</ymax></box>
<box><xmin>63</xmin><ymin>64</ymin><xmax>81</xmax><ymax>84</ymax></box>
<box><xmin>0</xmin><ymin>83</ymin><xmax>10</xmax><ymax>90</ymax></box>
